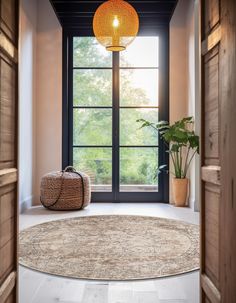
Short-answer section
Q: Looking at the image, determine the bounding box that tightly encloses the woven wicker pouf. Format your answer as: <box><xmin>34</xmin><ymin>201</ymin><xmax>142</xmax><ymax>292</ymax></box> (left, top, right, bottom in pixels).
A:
<box><xmin>40</xmin><ymin>166</ymin><xmax>91</xmax><ymax>210</ymax></box>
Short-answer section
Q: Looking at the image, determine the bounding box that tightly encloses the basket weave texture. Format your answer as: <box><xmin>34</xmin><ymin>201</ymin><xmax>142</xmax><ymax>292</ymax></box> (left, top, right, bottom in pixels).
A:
<box><xmin>40</xmin><ymin>169</ymin><xmax>91</xmax><ymax>210</ymax></box>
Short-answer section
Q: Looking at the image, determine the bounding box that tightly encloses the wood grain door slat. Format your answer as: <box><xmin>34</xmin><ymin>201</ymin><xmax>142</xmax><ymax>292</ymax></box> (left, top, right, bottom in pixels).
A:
<box><xmin>202</xmin><ymin>26</ymin><xmax>221</xmax><ymax>56</ymax></box>
<box><xmin>0</xmin><ymin>272</ymin><xmax>16</xmax><ymax>303</ymax></box>
<box><xmin>201</xmin><ymin>166</ymin><xmax>220</xmax><ymax>185</ymax></box>
<box><xmin>0</xmin><ymin>169</ymin><xmax>17</xmax><ymax>188</ymax></box>
<box><xmin>0</xmin><ymin>31</ymin><xmax>17</xmax><ymax>62</ymax></box>
<box><xmin>201</xmin><ymin>274</ymin><xmax>221</xmax><ymax>303</ymax></box>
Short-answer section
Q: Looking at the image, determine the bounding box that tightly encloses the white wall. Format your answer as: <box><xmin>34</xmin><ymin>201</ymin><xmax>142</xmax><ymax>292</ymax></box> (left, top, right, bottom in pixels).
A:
<box><xmin>34</xmin><ymin>0</ymin><xmax>62</xmax><ymax>205</ymax></box>
<box><xmin>170</xmin><ymin>1</ymin><xmax>188</xmax><ymax>125</ymax></box>
<box><xmin>19</xmin><ymin>0</ymin><xmax>37</xmax><ymax>212</ymax></box>
<box><xmin>186</xmin><ymin>0</ymin><xmax>201</xmax><ymax>211</ymax></box>
<box><xmin>19</xmin><ymin>0</ymin><xmax>62</xmax><ymax>210</ymax></box>
<box><xmin>186</xmin><ymin>0</ymin><xmax>196</xmax><ymax>210</ymax></box>
<box><xmin>170</xmin><ymin>0</ymin><xmax>200</xmax><ymax>210</ymax></box>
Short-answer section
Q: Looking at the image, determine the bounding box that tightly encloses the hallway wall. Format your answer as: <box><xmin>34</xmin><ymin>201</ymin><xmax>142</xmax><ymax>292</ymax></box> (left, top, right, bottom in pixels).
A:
<box><xmin>186</xmin><ymin>0</ymin><xmax>201</xmax><ymax>212</ymax></box>
<box><xmin>34</xmin><ymin>0</ymin><xmax>62</xmax><ymax>205</ymax></box>
<box><xmin>19</xmin><ymin>0</ymin><xmax>37</xmax><ymax>212</ymax></box>
<box><xmin>19</xmin><ymin>0</ymin><xmax>62</xmax><ymax>210</ymax></box>
<box><xmin>170</xmin><ymin>0</ymin><xmax>200</xmax><ymax>210</ymax></box>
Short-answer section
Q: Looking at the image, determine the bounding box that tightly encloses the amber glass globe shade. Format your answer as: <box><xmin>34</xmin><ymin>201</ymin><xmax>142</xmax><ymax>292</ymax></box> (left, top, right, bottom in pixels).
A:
<box><xmin>93</xmin><ymin>0</ymin><xmax>139</xmax><ymax>51</ymax></box>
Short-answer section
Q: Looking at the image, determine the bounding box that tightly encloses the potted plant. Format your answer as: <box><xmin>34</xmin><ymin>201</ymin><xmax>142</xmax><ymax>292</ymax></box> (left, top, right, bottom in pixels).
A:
<box><xmin>137</xmin><ymin>116</ymin><xmax>199</xmax><ymax>207</ymax></box>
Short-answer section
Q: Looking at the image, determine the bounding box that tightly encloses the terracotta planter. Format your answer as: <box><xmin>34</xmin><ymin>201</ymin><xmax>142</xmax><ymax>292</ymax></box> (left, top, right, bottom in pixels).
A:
<box><xmin>172</xmin><ymin>178</ymin><xmax>189</xmax><ymax>207</ymax></box>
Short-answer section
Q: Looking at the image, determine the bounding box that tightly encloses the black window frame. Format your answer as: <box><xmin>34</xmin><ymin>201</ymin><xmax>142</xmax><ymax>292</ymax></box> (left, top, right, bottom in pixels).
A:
<box><xmin>62</xmin><ymin>27</ymin><xmax>169</xmax><ymax>203</ymax></box>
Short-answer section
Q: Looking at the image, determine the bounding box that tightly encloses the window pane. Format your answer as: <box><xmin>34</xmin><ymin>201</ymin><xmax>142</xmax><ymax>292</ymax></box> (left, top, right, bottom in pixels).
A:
<box><xmin>120</xmin><ymin>37</ymin><xmax>159</xmax><ymax>67</ymax></box>
<box><xmin>120</xmin><ymin>108</ymin><xmax>159</xmax><ymax>146</ymax></box>
<box><xmin>73</xmin><ymin>37</ymin><xmax>112</xmax><ymax>67</ymax></box>
<box><xmin>120</xmin><ymin>69</ymin><xmax>159</xmax><ymax>106</ymax></box>
<box><xmin>120</xmin><ymin>148</ymin><xmax>158</xmax><ymax>192</ymax></box>
<box><xmin>73</xmin><ymin>148</ymin><xmax>112</xmax><ymax>192</ymax></box>
<box><xmin>73</xmin><ymin>109</ymin><xmax>112</xmax><ymax>146</ymax></box>
<box><xmin>73</xmin><ymin>70</ymin><xmax>112</xmax><ymax>106</ymax></box>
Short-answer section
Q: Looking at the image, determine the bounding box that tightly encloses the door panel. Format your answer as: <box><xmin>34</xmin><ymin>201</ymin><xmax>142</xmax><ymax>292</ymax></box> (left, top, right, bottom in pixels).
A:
<box><xmin>0</xmin><ymin>0</ymin><xmax>18</xmax><ymax>302</ymax></box>
<box><xmin>6</xmin><ymin>293</ymin><xmax>15</xmax><ymax>303</ymax></box>
<box><xmin>204</xmin><ymin>0</ymin><xmax>220</xmax><ymax>35</ymax></box>
<box><xmin>219</xmin><ymin>0</ymin><xmax>236</xmax><ymax>301</ymax></box>
<box><xmin>201</xmin><ymin>0</ymin><xmax>221</xmax><ymax>302</ymax></box>
<box><xmin>204</xmin><ymin>183</ymin><xmax>220</xmax><ymax>289</ymax></box>
<box><xmin>203</xmin><ymin>47</ymin><xmax>219</xmax><ymax>165</ymax></box>
<box><xmin>0</xmin><ymin>54</ymin><xmax>16</xmax><ymax>169</ymax></box>
<box><xmin>201</xmin><ymin>0</ymin><xmax>236</xmax><ymax>301</ymax></box>
<box><xmin>1</xmin><ymin>0</ymin><xmax>17</xmax><ymax>43</ymax></box>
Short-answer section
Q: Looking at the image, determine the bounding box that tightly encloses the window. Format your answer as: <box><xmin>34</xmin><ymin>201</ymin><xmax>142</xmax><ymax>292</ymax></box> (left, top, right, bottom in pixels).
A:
<box><xmin>119</xmin><ymin>37</ymin><xmax>159</xmax><ymax>192</ymax></box>
<box><xmin>73</xmin><ymin>38</ymin><xmax>113</xmax><ymax>192</ymax></box>
<box><xmin>63</xmin><ymin>32</ymin><xmax>169</xmax><ymax>202</ymax></box>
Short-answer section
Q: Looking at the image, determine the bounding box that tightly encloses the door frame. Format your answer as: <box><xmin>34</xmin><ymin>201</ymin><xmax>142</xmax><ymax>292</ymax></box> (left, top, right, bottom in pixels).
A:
<box><xmin>62</xmin><ymin>27</ymin><xmax>169</xmax><ymax>203</ymax></box>
<box><xmin>200</xmin><ymin>0</ymin><xmax>236</xmax><ymax>301</ymax></box>
<box><xmin>0</xmin><ymin>0</ymin><xmax>19</xmax><ymax>302</ymax></box>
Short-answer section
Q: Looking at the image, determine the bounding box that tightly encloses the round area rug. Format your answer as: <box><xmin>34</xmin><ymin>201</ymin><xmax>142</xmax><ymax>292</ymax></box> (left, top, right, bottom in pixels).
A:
<box><xmin>19</xmin><ymin>215</ymin><xmax>199</xmax><ymax>280</ymax></box>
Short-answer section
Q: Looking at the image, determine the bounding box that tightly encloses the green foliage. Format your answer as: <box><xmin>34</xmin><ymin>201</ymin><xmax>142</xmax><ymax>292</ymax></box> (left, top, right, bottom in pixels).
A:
<box><xmin>137</xmin><ymin>116</ymin><xmax>199</xmax><ymax>179</ymax></box>
<box><xmin>73</xmin><ymin>37</ymin><xmax>112</xmax><ymax>67</ymax></box>
<box><xmin>73</xmin><ymin>37</ymin><xmax>158</xmax><ymax>186</ymax></box>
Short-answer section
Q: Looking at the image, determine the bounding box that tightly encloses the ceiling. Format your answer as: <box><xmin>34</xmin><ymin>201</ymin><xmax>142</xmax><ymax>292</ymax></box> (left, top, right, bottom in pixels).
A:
<box><xmin>49</xmin><ymin>0</ymin><xmax>178</xmax><ymax>32</ymax></box>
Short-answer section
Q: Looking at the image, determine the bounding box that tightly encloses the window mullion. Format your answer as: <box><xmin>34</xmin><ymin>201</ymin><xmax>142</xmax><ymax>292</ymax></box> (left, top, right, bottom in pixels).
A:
<box><xmin>112</xmin><ymin>52</ymin><xmax>120</xmax><ymax>201</ymax></box>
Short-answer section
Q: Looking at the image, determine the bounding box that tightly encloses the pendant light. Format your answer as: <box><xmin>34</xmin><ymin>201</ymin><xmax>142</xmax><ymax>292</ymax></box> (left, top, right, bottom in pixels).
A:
<box><xmin>93</xmin><ymin>0</ymin><xmax>139</xmax><ymax>52</ymax></box>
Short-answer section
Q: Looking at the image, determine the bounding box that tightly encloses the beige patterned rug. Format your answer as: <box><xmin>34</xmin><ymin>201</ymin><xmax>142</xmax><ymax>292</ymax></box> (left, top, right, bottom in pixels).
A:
<box><xmin>19</xmin><ymin>215</ymin><xmax>199</xmax><ymax>280</ymax></box>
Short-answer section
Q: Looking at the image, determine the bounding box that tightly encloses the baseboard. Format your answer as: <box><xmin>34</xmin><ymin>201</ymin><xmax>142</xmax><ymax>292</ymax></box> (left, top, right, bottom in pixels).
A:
<box><xmin>189</xmin><ymin>198</ymin><xmax>200</xmax><ymax>212</ymax></box>
<box><xmin>20</xmin><ymin>195</ymin><xmax>33</xmax><ymax>213</ymax></box>
<box><xmin>187</xmin><ymin>197</ymin><xmax>199</xmax><ymax>212</ymax></box>
<box><xmin>194</xmin><ymin>200</ymin><xmax>200</xmax><ymax>212</ymax></box>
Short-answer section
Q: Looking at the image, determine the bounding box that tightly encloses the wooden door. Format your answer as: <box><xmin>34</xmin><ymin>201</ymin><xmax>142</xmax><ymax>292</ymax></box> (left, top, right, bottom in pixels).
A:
<box><xmin>201</xmin><ymin>0</ymin><xmax>236</xmax><ymax>302</ymax></box>
<box><xmin>0</xmin><ymin>0</ymin><xmax>19</xmax><ymax>302</ymax></box>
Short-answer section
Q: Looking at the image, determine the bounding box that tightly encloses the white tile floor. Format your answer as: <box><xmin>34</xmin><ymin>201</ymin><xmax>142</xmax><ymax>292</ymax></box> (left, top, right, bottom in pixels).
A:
<box><xmin>19</xmin><ymin>203</ymin><xmax>200</xmax><ymax>303</ymax></box>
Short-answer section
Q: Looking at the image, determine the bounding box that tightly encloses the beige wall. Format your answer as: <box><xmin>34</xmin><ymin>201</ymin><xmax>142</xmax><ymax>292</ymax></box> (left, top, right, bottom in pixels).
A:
<box><xmin>34</xmin><ymin>0</ymin><xmax>62</xmax><ymax>205</ymax></box>
<box><xmin>186</xmin><ymin>0</ymin><xmax>196</xmax><ymax>210</ymax></box>
<box><xmin>19</xmin><ymin>0</ymin><xmax>62</xmax><ymax>209</ymax></box>
<box><xmin>170</xmin><ymin>1</ymin><xmax>188</xmax><ymax>125</ymax></box>
<box><xmin>170</xmin><ymin>0</ymin><xmax>200</xmax><ymax>210</ymax></box>
<box><xmin>19</xmin><ymin>0</ymin><xmax>37</xmax><ymax>212</ymax></box>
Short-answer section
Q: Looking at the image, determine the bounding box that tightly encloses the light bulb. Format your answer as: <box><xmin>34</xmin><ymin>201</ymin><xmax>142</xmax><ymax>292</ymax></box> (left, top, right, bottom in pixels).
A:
<box><xmin>112</xmin><ymin>16</ymin><xmax>119</xmax><ymax>28</ymax></box>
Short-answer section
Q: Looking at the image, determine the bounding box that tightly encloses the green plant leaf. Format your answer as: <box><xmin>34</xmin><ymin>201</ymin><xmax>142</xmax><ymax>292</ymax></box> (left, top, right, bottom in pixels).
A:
<box><xmin>136</xmin><ymin>116</ymin><xmax>200</xmax><ymax>178</ymax></box>
<box><xmin>171</xmin><ymin>144</ymin><xmax>180</xmax><ymax>152</ymax></box>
